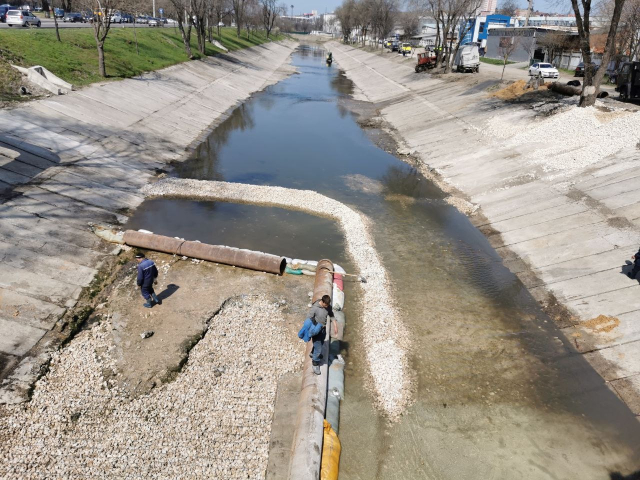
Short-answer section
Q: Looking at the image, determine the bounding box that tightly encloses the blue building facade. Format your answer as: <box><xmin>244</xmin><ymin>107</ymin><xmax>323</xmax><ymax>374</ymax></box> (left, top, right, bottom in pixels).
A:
<box><xmin>461</xmin><ymin>14</ymin><xmax>511</xmax><ymax>46</ymax></box>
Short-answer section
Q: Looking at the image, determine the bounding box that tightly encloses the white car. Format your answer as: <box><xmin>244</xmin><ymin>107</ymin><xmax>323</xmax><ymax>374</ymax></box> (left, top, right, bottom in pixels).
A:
<box><xmin>6</xmin><ymin>9</ymin><xmax>41</xmax><ymax>26</ymax></box>
<box><xmin>110</xmin><ymin>13</ymin><xmax>122</xmax><ymax>23</ymax></box>
<box><xmin>529</xmin><ymin>62</ymin><xmax>559</xmax><ymax>79</ymax></box>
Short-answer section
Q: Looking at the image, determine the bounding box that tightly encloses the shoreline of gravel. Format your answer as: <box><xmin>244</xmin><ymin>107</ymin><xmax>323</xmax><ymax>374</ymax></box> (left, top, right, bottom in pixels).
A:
<box><xmin>143</xmin><ymin>178</ymin><xmax>414</xmax><ymax>419</ymax></box>
<box><xmin>0</xmin><ymin>294</ymin><xmax>303</xmax><ymax>479</ymax></box>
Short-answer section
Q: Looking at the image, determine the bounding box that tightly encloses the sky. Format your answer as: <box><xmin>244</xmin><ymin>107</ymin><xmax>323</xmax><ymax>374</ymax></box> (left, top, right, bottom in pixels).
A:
<box><xmin>296</xmin><ymin>0</ymin><xmax>574</xmax><ymax>16</ymax></box>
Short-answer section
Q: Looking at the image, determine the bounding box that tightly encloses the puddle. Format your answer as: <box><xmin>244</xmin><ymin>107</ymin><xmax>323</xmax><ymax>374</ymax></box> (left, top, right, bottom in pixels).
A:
<box><xmin>128</xmin><ymin>45</ymin><xmax>640</xmax><ymax>476</ymax></box>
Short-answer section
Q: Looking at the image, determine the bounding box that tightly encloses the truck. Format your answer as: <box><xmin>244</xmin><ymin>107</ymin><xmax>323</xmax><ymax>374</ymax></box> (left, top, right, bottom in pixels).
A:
<box><xmin>454</xmin><ymin>44</ymin><xmax>480</xmax><ymax>73</ymax></box>
<box><xmin>616</xmin><ymin>61</ymin><xmax>640</xmax><ymax>101</ymax></box>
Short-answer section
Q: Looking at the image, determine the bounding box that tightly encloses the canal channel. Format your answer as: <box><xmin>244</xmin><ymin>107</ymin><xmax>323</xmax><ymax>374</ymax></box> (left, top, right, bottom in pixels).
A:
<box><xmin>128</xmin><ymin>44</ymin><xmax>640</xmax><ymax>478</ymax></box>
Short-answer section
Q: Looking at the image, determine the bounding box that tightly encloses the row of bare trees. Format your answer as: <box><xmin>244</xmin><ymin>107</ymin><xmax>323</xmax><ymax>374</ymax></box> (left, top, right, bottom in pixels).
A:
<box><xmin>46</xmin><ymin>0</ymin><xmax>282</xmax><ymax>78</ymax></box>
<box><xmin>335</xmin><ymin>0</ymin><xmax>400</xmax><ymax>47</ymax></box>
<box><xmin>335</xmin><ymin>0</ymin><xmax>482</xmax><ymax>72</ymax></box>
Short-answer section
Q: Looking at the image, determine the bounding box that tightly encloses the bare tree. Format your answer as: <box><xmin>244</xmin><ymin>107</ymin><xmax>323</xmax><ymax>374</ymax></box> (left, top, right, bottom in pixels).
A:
<box><xmin>336</xmin><ymin>0</ymin><xmax>356</xmax><ymax>42</ymax></box>
<box><xmin>398</xmin><ymin>9</ymin><xmax>418</xmax><ymax>41</ymax></box>
<box><xmin>211</xmin><ymin>0</ymin><xmax>231</xmax><ymax>36</ymax></box>
<box><xmin>370</xmin><ymin>0</ymin><xmax>398</xmax><ymax>46</ymax></box>
<box><xmin>497</xmin><ymin>0</ymin><xmax>517</xmax><ymax>15</ymax></box>
<box><xmin>192</xmin><ymin>0</ymin><xmax>208</xmax><ymax>54</ymax></box>
<box><xmin>571</xmin><ymin>0</ymin><xmax>626</xmax><ymax>106</ymax></box>
<box><xmin>77</xmin><ymin>0</ymin><xmax>121</xmax><ymax>77</ymax></box>
<box><xmin>260</xmin><ymin>0</ymin><xmax>282</xmax><ymax>37</ymax></box>
<box><xmin>231</xmin><ymin>0</ymin><xmax>248</xmax><ymax>36</ymax></box>
<box><xmin>497</xmin><ymin>36</ymin><xmax>519</xmax><ymax>80</ymax></box>
<box><xmin>167</xmin><ymin>0</ymin><xmax>194</xmax><ymax>58</ymax></box>
<box><xmin>48</xmin><ymin>0</ymin><xmax>61</xmax><ymax>42</ymax></box>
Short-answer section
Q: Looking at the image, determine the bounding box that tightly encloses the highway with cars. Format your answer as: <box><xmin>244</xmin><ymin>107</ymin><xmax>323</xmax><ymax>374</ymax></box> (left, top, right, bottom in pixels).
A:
<box><xmin>0</xmin><ymin>16</ymin><xmax>173</xmax><ymax>28</ymax></box>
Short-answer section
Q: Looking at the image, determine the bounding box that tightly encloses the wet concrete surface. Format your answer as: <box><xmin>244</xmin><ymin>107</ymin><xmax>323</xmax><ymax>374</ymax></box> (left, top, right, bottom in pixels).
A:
<box><xmin>128</xmin><ymin>45</ymin><xmax>640</xmax><ymax>478</ymax></box>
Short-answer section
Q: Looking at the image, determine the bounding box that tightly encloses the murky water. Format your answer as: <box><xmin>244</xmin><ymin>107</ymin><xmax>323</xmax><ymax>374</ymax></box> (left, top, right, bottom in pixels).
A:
<box><xmin>128</xmin><ymin>45</ymin><xmax>640</xmax><ymax>477</ymax></box>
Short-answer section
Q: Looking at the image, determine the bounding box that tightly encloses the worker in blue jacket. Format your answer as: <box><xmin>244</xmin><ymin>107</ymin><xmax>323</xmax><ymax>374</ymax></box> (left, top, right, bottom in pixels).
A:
<box><xmin>136</xmin><ymin>253</ymin><xmax>159</xmax><ymax>308</ymax></box>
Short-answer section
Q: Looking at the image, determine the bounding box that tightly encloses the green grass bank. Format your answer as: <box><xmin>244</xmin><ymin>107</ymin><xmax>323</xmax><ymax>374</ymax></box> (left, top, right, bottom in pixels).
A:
<box><xmin>0</xmin><ymin>27</ymin><xmax>284</xmax><ymax>99</ymax></box>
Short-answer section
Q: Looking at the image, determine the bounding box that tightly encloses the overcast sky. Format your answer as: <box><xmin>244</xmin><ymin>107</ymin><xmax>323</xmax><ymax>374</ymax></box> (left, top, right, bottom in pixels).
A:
<box><xmin>295</xmin><ymin>0</ymin><xmax>574</xmax><ymax>16</ymax></box>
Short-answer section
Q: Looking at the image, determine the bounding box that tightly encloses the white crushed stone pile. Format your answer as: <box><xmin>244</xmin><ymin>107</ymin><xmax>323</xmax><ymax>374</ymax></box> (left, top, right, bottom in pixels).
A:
<box><xmin>143</xmin><ymin>178</ymin><xmax>413</xmax><ymax>418</ymax></box>
<box><xmin>484</xmin><ymin>105</ymin><xmax>640</xmax><ymax>174</ymax></box>
<box><xmin>0</xmin><ymin>295</ymin><xmax>303</xmax><ymax>479</ymax></box>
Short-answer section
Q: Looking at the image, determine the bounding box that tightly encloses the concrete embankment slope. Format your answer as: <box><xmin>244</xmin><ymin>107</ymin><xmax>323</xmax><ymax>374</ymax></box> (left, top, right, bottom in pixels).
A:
<box><xmin>0</xmin><ymin>40</ymin><xmax>296</xmax><ymax>399</ymax></box>
<box><xmin>331</xmin><ymin>42</ymin><xmax>640</xmax><ymax>416</ymax></box>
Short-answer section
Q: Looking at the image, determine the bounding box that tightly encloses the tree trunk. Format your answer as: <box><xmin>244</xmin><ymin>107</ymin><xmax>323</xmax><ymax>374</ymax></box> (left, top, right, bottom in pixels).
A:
<box><xmin>97</xmin><ymin>42</ymin><xmax>106</xmax><ymax>77</ymax></box>
<box><xmin>133</xmin><ymin>20</ymin><xmax>139</xmax><ymax>55</ymax></box>
<box><xmin>502</xmin><ymin>59</ymin><xmax>507</xmax><ymax>80</ymax></box>
<box><xmin>52</xmin><ymin>8</ymin><xmax>61</xmax><ymax>42</ymax></box>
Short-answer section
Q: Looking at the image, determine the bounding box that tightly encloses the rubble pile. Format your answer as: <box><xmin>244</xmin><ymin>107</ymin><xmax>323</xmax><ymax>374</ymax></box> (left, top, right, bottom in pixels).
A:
<box><xmin>144</xmin><ymin>178</ymin><xmax>414</xmax><ymax>418</ymax></box>
<box><xmin>0</xmin><ymin>295</ymin><xmax>303</xmax><ymax>479</ymax></box>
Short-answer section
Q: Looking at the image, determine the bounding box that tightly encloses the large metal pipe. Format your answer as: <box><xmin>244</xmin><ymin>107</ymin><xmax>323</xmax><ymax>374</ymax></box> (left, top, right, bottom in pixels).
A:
<box><xmin>288</xmin><ymin>259</ymin><xmax>334</xmax><ymax>480</ymax></box>
<box><xmin>123</xmin><ymin>230</ymin><xmax>286</xmax><ymax>275</ymax></box>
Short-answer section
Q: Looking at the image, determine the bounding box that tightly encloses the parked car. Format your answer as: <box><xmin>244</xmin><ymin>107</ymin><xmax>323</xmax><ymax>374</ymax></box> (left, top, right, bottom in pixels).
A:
<box><xmin>574</xmin><ymin>62</ymin><xmax>598</xmax><ymax>77</ymax></box>
<box><xmin>110</xmin><ymin>12</ymin><xmax>122</xmax><ymax>23</ymax></box>
<box><xmin>53</xmin><ymin>7</ymin><xmax>64</xmax><ymax>17</ymax></box>
<box><xmin>136</xmin><ymin>14</ymin><xmax>148</xmax><ymax>23</ymax></box>
<box><xmin>616</xmin><ymin>61</ymin><xmax>640</xmax><ymax>101</ymax></box>
<box><xmin>148</xmin><ymin>17</ymin><xmax>162</xmax><ymax>26</ymax></box>
<box><xmin>528</xmin><ymin>62</ymin><xmax>559</xmax><ymax>79</ymax></box>
<box><xmin>391</xmin><ymin>41</ymin><xmax>399</xmax><ymax>52</ymax></box>
<box><xmin>6</xmin><ymin>9</ymin><xmax>41</xmax><ymax>26</ymax></box>
<box><xmin>82</xmin><ymin>10</ymin><xmax>94</xmax><ymax>22</ymax></box>
<box><xmin>0</xmin><ymin>4</ymin><xmax>11</xmax><ymax>22</ymax></box>
<box><xmin>63</xmin><ymin>12</ymin><xmax>84</xmax><ymax>22</ymax></box>
<box><xmin>121</xmin><ymin>13</ymin><xmax>133</xmax><ymax>23</ymax></box>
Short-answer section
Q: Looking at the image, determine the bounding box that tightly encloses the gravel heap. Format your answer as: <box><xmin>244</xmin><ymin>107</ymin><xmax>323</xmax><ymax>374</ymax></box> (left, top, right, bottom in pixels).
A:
<box><xmin>143</xmin><ymin>178</ymin><xmax>413</xmax><ymax>418</ymax></box>
<box><xmin>0</xmin><ymin>295</ymin><xmax>303</xmax><ymax>479</ymax></box>
<box><xmin>485</xmin><ymin>104</ymin><xmax>640</xmax><ymax>174</ymax></box>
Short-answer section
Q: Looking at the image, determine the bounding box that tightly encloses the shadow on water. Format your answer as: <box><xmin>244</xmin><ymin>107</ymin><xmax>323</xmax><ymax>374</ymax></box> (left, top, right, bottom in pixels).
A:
<box><xmin>128</xmin><ymin>44</ymin><xmax>640</xmax><ymax>477</ymax></box>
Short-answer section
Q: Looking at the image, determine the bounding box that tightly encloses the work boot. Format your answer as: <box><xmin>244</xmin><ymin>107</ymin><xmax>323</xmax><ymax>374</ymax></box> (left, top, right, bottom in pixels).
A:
<box><xmin>313</xmin><ymin>365</ymin><xmax>321</xmax><ymax>375</ymax></box>
<box><xmin>143</xmin><ymin>300</ymin><xmax>153</xmax><ymax>308</ymax></box>
<box><xmin>152</xmin><ymin>293</ymin><xmax>160</xmax><ymax>304</ymax></box>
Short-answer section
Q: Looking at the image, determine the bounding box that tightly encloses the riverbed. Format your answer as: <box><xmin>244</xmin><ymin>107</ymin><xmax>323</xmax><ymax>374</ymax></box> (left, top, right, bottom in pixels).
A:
<box><xmin>128</xmin><ymin>44</ymin><xmax>640</xmax><ymax>478</ymax></box>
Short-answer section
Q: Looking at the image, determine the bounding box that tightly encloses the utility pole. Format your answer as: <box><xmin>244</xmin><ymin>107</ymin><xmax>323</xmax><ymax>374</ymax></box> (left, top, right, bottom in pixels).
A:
<box><xmin>524</xmin><ymin>0</ymin><xmax>533</xmax><ymax>26</ymax></box>
<box><xmin>153</xmin><ymin>0</ymin><xmax>156</xmax><ymax>18</ymax></box>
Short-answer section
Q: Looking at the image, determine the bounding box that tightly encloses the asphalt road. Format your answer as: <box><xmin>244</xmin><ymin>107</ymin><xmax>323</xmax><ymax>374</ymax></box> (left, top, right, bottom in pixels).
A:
<box><xmin>0</xmin><ymin>18</ymin><xmax>173</xmax><ymax>29</ymax></box>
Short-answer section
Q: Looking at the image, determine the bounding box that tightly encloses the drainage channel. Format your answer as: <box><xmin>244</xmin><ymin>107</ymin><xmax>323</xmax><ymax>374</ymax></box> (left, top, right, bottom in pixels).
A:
<box><xmin>127</xmin><ymin>44</ymin><xmax>640</xmax><ymax>478</ymax></box>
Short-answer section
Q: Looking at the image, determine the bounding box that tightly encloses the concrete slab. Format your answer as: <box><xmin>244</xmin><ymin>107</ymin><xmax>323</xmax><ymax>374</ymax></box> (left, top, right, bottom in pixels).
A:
<box><xmin>610</xmin><ymin>374</ymin><xmax>640</xmax><ymax>415</ymax></box>
<box><xmin>584</xmin><ymin>341</ymin><xmax>640</xmax><ymax>381</ymax></box>
<box><xmin>0</xmin><ymin>287</ymin><xmax>65</xmax><ymax>331</ymax></box>
<box><xmin>0</xmin><ymin>318</ymin><xmax>46</xmax><ymax>357</ymax></box>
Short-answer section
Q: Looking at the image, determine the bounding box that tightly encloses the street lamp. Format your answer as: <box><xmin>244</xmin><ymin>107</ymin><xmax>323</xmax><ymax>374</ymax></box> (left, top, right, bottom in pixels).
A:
<box><xmin>290</xmin><ymin>4</ymin><xmax>294</xmax><ymax>18</ymax></box>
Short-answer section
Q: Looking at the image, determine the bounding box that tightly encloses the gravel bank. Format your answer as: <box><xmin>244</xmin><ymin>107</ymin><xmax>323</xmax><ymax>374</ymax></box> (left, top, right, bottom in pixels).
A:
<box><xmin>0</xmin><ymin>295</ymin><xmax>303</xmax><ymax>479</ymax></box>
<box><xmin>484</xmin><ymin>103</ymin><xmax>640</xmax><ymax>175</ymax></box>
<box><xmin>143</xmin><ymin>178</ymin><xmax>413</xmax><ymax>418</ymax></box>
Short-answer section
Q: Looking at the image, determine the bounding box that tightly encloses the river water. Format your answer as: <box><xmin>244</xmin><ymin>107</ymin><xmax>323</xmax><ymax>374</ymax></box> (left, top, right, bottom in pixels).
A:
<box><xmin>128</xmin><ymin>44</ymin><xmax>640</xmax><ymax>478</ymax></box>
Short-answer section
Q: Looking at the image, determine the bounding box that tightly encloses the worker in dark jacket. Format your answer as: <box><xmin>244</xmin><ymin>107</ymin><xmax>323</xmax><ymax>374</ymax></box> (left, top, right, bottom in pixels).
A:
<box><xmin>628</xmin><ymin>248</ymin><xmax>640</xmax><ymax>279</ymax></box>
<box><xmin>136</xmin><ymin>253</ymin><xmax>159</xmax><ymax>308</ymax></box>
<box><xmin>308</xmin><ymin>294</ymin><xmax>339</xmax><ymax>375</ymax></box>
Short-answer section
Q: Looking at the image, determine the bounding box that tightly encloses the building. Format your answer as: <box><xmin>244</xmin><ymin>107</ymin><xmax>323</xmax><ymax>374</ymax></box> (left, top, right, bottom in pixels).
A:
<box><xmin>461</xmin><ymin>14</ymin><xmax>511</xmax><ymax>47</ymax></box>
<box><xmin>485</xmin><ymin>26</ymin><xmax>580</xmax><ymax>66</ymax></box>
<box><xmin>479</xmin><ymin>0</ymin><xmax>497</xmax><ymax>16</ymax></box>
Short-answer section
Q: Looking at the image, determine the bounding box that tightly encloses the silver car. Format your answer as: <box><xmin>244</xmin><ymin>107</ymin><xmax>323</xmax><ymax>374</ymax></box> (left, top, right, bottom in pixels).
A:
<box><xmin>6</xmin><ymin>9</ymin><xmax>41</xmax><ymax>27</ymax></box>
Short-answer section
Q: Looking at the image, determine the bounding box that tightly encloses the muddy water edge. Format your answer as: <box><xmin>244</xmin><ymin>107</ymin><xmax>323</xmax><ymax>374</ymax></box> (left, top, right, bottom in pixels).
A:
<box><xmin>127</xmin><ymin>44</ymin><xmax>640</xmax><ymax>478</ymax></box>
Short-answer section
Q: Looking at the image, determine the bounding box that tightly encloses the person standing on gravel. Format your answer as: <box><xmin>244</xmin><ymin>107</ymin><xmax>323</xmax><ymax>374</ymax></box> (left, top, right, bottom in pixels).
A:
<box><xmin>308</xmin><ymin>295</ymin><xmax>338</xmax><ymax>375</ymax></box>
<box><xmin>136</xmin><ymin>253</ymin><xmax>159</xmax><ymax>308</ymax></box>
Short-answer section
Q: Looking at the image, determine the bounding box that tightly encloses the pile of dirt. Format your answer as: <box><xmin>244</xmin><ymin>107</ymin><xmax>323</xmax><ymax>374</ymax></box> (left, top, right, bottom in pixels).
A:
<box><xmin>490</xmin><ymin>80</ymin><xmax>529</xmax><ymax>100</ymax></box>
<box><xmin>582</xmin><ymin>314</ymin><xmax>620</xmax><ymax>333</ymax></box>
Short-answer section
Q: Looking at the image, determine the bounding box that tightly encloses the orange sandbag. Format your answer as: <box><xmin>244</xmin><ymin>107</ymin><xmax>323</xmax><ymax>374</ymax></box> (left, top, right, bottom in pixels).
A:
<box><xmin>320</xmin><ymin>420</ymin><xmax>341</xmax><ymax>480</ymax></box>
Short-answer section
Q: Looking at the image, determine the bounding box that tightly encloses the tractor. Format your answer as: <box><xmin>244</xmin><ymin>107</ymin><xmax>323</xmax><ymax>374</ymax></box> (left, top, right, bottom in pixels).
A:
<box><xmin>415</xmin><ymin>49</ymin><xmax>437</xmax><ymax>73</ymax></box>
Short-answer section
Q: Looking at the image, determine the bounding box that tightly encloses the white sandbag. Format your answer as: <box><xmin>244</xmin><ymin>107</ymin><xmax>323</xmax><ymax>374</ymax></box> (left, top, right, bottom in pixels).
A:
<box><xmin>333</xmin><ymin>264</ymin><xmax>346</xmax><ymax>275</ymax></box>
<box><xmin>332</xmin><ymin>283</ymin><xmax>345</xmax><ymax>311</ymax></box>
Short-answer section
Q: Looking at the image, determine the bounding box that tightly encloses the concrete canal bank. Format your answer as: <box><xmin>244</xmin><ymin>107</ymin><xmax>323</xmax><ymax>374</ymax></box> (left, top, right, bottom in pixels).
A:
<box><xmin>0</xmin><ymin>40</ymin><xmax>296</xmax><ymax>400</ymax></box>
<box><xmin>331</xmin><ymin>41</ymin><xmax>640</xmax><ymax>419</ymax></box>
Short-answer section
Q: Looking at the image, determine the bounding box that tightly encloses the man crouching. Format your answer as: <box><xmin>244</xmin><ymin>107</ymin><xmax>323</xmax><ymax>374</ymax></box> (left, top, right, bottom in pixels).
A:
<box><xmin>308</xmin><ymin>294</ymin><xmax>339</xmax><ymax>375</ymax></box>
